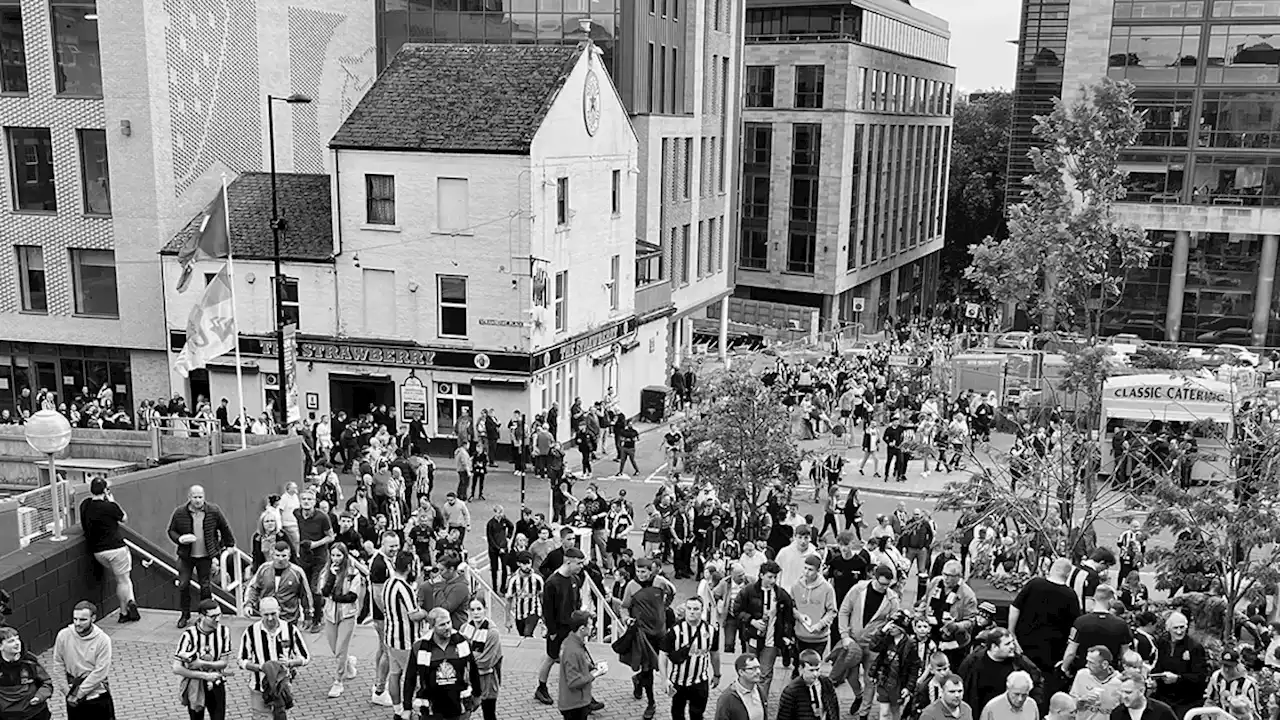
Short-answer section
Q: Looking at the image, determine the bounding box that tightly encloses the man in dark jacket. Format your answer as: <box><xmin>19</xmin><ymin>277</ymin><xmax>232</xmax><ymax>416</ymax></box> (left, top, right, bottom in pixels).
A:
<box><xmin>776</xmin><ymin>649</ymin><xmax>841</xmax><ymax>720</ymax></box>
<box><xmin>732</xmin><ymin>560</ymin><xmax>796</xmax><ymax>704</ymax></box>
<box><xmin>167</xmin><ymin>485</ymin><xmax>236</xmax><ymax>629</ymax></box>
<box><xmin>898</xmin><ymin>509</ymin><xmax>935</xmax><ymax>598</ymax></box>
<box><xmin>1152</xmin><ymin>611</ymin><xmax>1207</xmax><ymax>718</ymax></box>
<box><xmin>957</xmin><ymin>628</ymin><xmax>1042</xmax><ymax>713</ymax></box>
<box><xmin>715</xmin><ymin>654</ymin><xmax>767</xmax><ymax>720</ymax></box>
<box><xmin>621</xmin><ymin>558</ymin><xmax>677</xmax><ymax>720</ymax></box>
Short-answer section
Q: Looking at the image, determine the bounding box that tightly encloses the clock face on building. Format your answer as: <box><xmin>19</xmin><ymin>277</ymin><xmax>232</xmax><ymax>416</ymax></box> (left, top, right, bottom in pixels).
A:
<box><xmin>583</xmin><ymin>70</ymin><xmax>601</xmax><ymax>136</ymax></box>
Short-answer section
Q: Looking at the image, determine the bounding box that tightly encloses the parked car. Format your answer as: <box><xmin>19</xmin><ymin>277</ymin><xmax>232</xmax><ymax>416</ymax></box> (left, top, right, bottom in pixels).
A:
<box><xmin>1195</xmin><ymin>326</ymin><xmax>1254</xmax><ymax>344</ymax></box>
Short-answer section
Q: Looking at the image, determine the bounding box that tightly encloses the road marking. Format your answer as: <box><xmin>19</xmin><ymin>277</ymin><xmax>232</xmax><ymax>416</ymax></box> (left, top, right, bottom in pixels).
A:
<box><xmin>645</xmin><ymin>463</ymin><xmax>667</xmax><ymax>484</ymax></box>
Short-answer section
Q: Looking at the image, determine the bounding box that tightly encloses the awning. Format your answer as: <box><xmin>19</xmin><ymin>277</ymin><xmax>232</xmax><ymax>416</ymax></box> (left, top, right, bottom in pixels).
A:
<box><xmin>1102</xmin><ymin>374</ymin><xmax>1236</xmax><ymax>424</ymax></box>
<box><xmin>472</xmin><ymin>375</ymin><xmax>527</xmax><ymax>387</ymax></box>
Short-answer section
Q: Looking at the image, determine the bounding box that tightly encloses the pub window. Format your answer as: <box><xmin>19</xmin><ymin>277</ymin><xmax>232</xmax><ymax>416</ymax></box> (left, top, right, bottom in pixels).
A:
<box><xmin>435</xmin><ymin>382</ymin><xmax>473</xmax><ymax>437</ymax></box>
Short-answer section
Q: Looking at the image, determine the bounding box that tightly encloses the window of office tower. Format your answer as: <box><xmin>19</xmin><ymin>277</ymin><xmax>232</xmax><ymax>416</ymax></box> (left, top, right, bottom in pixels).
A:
<box><xmin>1205</xmin><ymin>25</ymin><xmax>1280</xmax><ymax>84</ymax></box>
<box><xmin>51</xmin><ymin>2</ymin><xmax>101</xmax><ymax>96</ymax></box>
<box><xmin>375</xmin><ymin>0</ymin><xmax>621</xmax><ymax>77</ymax></box>
<box><xmin>1113</xmin><ymin>0</ymin><xmax>1205</xmax><ymax>18</ymax></box>
<box><xmin>1107</xmin><ymin>25</ymin><xmax>1201</xmax><ymax>83</ymax></box>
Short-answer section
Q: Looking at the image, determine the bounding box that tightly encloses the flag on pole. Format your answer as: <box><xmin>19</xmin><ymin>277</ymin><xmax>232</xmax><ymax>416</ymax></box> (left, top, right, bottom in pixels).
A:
<box><xmin>176</xmin><ymin>186</ymin><xmax>231</xmax><ymax>292</ymax></box>
<box><xmin>173</xmin><ymin>264</ymin><xmax>237</xmax><ymax>377</ymax></box>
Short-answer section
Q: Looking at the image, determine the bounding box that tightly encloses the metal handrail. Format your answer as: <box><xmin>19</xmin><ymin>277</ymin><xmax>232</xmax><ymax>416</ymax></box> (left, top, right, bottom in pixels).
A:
<box><xmin>148</xmin><ymin>415</ymin><xmax>223</xmax><ymax>461</ymax></box>
<box><xmin>124</xmin><ymin>538</ymin><xmax>238</xmax><ymax>614</ymax></box>
<box><xmin>218</xmin><ymin>546</ymin><xmax>252</xmax><ymax>616</ymax></box>
<box><xmin>580</xmin><ymin>568</ymin><xmax>622</xmax><ymax>645</ymax></box>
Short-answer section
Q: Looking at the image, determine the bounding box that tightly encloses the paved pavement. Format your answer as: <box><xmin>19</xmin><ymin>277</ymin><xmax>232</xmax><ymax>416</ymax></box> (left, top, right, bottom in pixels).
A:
<box><xmin>39</xmin><ymin>609</ymin><xmax>859</xmax><ymax>719</ymax></box>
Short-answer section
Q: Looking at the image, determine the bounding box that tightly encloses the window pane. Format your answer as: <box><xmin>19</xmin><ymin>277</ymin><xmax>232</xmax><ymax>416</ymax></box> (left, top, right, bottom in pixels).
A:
<box><xmin>366</xmin><ymin>174</ymin><xmax>395</xmax><ymax>224</ymax></box>
<box><xmin>437</xmin><ymin>177</ymin><xmax>469</xmax><ymax>231</ymax></box>
<box><xmin>8</xmin><ymin>127</ymin><xmax>55</xmax><ymax>211</ymax></box>
<box><xmin>17</xmin><ymin>245</ymin><xmax>45</xmax><ymax>312</ymax></box>
<box><xmin>78</xmin><ymin>129</ymin><xmax>110</xmax><ymax>214</ymax></box>
<box><xmin>440</xmin><ymin>306</ymin><xmax>467</xmax><ymax>336</ymax></box>
<box><xmin>440</xmin><ymin>276</ymin><xmax>466</xmax><ymax>303</ymax></box>
<box><xmin>51</xmin><ymin>3</ymin><xmax>102</xmax><ymax>96</ymax></box>
<box><xmin>73</xmin><ymin>249</ymin><xmax>118</xmax><ymax>316</ymax></box>
<box><xmin>0</xmin><ymin>6</ymin><xmax>27</xmax><ymax>92</ymax></box>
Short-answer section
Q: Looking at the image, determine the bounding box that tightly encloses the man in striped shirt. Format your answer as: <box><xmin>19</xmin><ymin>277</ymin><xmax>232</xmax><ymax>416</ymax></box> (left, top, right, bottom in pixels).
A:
<box><xmin>505</xmin><ymin>551</ymin><xmax>544</xmax><ymax>637</ymax></box>
<box><xmin>237</xmin><ymin>597</ymin><xmax>309</xmax><ymax>718</ymax></box>
<box><xmin>382</xmin><ymin>550</ymin><xmax>425</xmax><ymax>714</ymax></box>
<box><xmin>662</xmin><ymin>596</ymin><xmax>722</xmax><ymax>720</ymax></box>
<box><xmin>369</xmin><ymin>530</ymin><xmax>401</xmax><ymax>707</ymax></box>
<box><xmin>1205</xmin><ymin>649</ymin><xmax>1257</xmax><ymax>711</ymax></box>
<box><xmin>172</xmin><ymin>599</ymin><xmax>233</xmax><ymax>720</ymax></box>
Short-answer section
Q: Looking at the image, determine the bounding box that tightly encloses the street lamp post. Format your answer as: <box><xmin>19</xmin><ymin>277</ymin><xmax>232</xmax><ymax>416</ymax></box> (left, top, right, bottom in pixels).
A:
<box><xmin>24</xmin><ymin>409</ymin><xmax>72</xmax><ymax>542</ymax></box>
<box><xmin>266</xmin><ymin>93</ymin><xmax>313</xmax><ymax>428</ymax></box>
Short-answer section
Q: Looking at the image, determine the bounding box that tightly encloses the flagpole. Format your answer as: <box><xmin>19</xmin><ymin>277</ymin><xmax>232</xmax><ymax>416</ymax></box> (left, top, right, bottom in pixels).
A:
<box><xmin>221</xmin><ymin>174</ymin><xmax>248</xmax><ymax>450</ymax></box>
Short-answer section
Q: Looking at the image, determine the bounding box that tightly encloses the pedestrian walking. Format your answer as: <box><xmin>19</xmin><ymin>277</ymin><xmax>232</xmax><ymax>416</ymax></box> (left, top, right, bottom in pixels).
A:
<box><xmin>713</xmin><ymin>654</ymin><xmax>767</xmax><ymax>720</ymax></box>
<box><xmin>237</xmin><ymin>596</ymin><xmax>310</xmax><ymax>718</ymax></box>
<box><xmin>244</xmin><ymin>542</ymin><xmax>313</xmax><ymax>624</ymax></box>
<box><xmin>293</xmin><ymin>489</ymin><xmax>336</xmax><ymax>633</ymax></box>
<box><xmin>558</xmin><ymin>610</ymin><xmax>606</xmax><ymax>720</ymax></box>
<box><xmin>79</xmin><ymin>479</ymin><xmax>139</xmax><ymax>623</ymax></box>
<box><xmin>316</xmin><ymin>542</ymin><xmax>364</xmax><ymax>698</ymax></box>
<box><xmin>173</xmin><ymin>599</ymin><xmax>234</xmax><ymax>720</ymax></box>
<box><xmin>0</xmin><ymin>626</ymin><xmax>53</xmax><ymax>720</ymax></box>
<box><xmin>167</xmin><ymin>485</ymin><xmax>237</xmax><ymax>629</ymax></box>
<box><xmin>403</xmin><ymin>607</ymin><xmax>482</xmax><ymax>720</ymax></box>
<box><xmin>776</xmin><ymin>649</ymin><xmax>841</xmax><ymax>720</ymax></box>
<box><xmin>661</xmin><ymin>596</ymin><xmax>722</xmax><ymax>720</ymax></box>
<box><xmin>51</xmin><ymin>601</ymin><xmax>114</xmax><ymax>719</ymax></box>
<box><xmin>534</xmin><ymin>547</ymin><xmax>587</xmax><ymax>706</ymax></box>
<box><xmin>462</xmin><ymin>597</ymin><xmax>504</xmax><ymax>720</ymax></box>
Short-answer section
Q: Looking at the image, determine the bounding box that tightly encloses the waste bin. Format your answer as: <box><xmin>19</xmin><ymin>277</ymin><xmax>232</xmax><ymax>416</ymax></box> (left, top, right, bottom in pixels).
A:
<box><xmin>640</xmin><ymin>386</ymin><xmax>667</xmax><ymax>423</ymax></box>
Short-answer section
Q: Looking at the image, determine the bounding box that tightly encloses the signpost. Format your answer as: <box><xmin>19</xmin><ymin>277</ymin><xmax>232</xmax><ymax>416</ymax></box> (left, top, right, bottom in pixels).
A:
<box><xmin>402</xmin><ymin>374</ymin><xmax>427</xmax><ymax>423</ymax></box>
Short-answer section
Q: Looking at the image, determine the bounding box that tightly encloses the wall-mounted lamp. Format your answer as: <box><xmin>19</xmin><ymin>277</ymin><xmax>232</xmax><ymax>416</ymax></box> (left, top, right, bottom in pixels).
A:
<box><xmin>119</xmin><ymin>120</ymin><xmax>131</xmax><ymax>137</ymax></box>
<box><xmin>408</xmin><ymin>281</ymin><xmax>419</xmax><ymax>293</ymax></box>
<box><xmin>245</xmin><ymin>272</ymin><xmax>256</xmax><ymax>284</ymax></box>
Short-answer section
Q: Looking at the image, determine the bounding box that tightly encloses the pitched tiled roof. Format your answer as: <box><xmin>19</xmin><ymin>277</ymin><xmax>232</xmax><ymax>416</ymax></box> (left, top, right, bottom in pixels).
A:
<box><xmin>329</xmin><ymin>43</ymin><xmax>582</xmax><ymax>154</ymax></box>
<box><xmin>161</xmin><ymin>173</ymin><xmax>333</xmax><ymax>262</ymax></box>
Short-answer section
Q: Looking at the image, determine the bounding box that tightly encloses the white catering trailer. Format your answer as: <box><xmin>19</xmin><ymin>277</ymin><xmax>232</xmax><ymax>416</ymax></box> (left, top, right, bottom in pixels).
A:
<box><xmin>1100</xmin><ymin>374</ymin><xmax>1236</xmax><ymax>483</ymax></box>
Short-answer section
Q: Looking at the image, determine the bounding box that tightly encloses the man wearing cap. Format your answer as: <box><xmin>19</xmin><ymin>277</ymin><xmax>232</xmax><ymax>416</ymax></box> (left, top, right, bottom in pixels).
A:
<box><xmin>1204</xmin><ymin>648</ymin><xmax>1257</xmax><ymax>711</ymax></box>
<box><xmin>80</xmin><ymin>478</ymin><xmax>139</xmax><ymax>623</ymax></box>
<box><xmin>791</xmin><ymin>555</ymin><xmax>837</xmax><ymax>673</ymax></box>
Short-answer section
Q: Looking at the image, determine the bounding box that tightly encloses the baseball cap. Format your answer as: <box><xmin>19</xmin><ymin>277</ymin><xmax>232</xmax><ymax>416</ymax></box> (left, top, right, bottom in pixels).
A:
<box><xmin>1221</xmin><ymin>649</ymin><xmax>1239</xmax><ymax>664</ymax></box>
<box><xmin>978</xmin><ymin>602</ymin><xmax>997</xmax><ymax>616</ymax></box>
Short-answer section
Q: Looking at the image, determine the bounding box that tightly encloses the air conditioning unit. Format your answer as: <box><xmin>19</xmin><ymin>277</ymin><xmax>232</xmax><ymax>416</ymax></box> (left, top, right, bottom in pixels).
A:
<box><xmin>16</xmin><ymin>507</ymin><xmax>38</xmax><ymax>547</ymax></box>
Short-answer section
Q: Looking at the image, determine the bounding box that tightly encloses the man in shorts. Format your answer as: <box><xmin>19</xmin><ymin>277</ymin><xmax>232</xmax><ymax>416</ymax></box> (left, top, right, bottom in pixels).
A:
<box><xmin>79</xmin><ymin>478</ymin><xmax>139</xmax><ymax>622</ymax></box>
<box><xmin>534</xmin><ymin>547</ymin><xmax>586</xmax><ymax>705</ymax></box>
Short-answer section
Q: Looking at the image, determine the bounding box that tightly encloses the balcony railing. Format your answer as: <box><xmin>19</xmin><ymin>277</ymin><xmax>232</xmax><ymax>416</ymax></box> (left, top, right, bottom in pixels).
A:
<box><xmin>636</xmin><ymin>279</ymin><xmax>673</xmax><ymax>317</ymax></box>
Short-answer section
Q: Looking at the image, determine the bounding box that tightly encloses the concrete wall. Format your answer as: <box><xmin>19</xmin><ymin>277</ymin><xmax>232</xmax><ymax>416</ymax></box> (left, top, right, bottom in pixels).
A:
<box><xmin>106</xmin><ymin>437</ymin><xmax>305</xmax><ymax>555</ymax></box>
<box><xmin>0</xmin><ymin>529</ymin><xmax>183</xmax><ymax>654</ymax></box>
<box><xmin>0</xmin><ymin>426</ymin><xmax>282</xmax><ymax>487</ymax></box>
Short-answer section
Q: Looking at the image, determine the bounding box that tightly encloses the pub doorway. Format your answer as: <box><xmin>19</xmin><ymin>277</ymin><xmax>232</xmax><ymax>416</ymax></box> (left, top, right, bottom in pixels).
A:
<box><xmin>329</xmin><ymin>374</ymin><xmax>395</xmax><ymax>419</ymax></box>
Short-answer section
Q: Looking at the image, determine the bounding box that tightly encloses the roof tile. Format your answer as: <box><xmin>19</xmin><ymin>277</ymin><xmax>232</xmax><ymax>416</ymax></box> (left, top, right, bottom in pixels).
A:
<box><xmin>329</xmin><ymin>43</ymin><xmax>582</xmax><ymax>154</ymax></box>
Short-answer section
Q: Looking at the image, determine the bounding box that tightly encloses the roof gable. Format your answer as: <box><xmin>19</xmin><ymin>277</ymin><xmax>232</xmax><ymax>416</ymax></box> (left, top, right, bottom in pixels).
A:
<box><xmin>161</xmin><ymin>173</ymin><xmax>333</xmax><ymax>262</ymax></box>
<box><xmin>330</xmin><ymin>43</ymin><xmax>583</xmax><ymax>155</ymax></box>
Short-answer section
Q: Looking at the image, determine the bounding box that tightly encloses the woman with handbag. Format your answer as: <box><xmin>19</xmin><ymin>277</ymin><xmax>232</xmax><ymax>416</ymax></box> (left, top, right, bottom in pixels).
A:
<box><xmin>317</xmin><ymin>542</ymin><xmax>365</xmax><ymax>699</ymax></box>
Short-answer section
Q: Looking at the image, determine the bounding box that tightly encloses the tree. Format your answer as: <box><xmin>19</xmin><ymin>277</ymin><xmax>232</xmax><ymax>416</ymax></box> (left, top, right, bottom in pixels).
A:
<box><xmin>940</xmin><ymin>91</ymin><xmax>1012</xmax><ymax>293</ymax></box>
<box><xmin>681</xmin><ymin>367</ymin><xmax>803</xmax><ymax>532</ymax></box>
<box><xmin>965</xmin><ymin>78</ymin><xmax>1150</xmax><ymax>338</ymax></box>
<box><xmin>1142</xmin><ymin>417</ymin><xmax>1280</xmax><ymax>642</ymax></box>
<box><xmin>1058</xmin><ymin>345</ymin><xmax>1116</xmax><ymax>424</ymax></box>
<box><xmin>936</xmin><ymin>425</ymin><xmax>1128</xmax><ymax>592</ymax></box>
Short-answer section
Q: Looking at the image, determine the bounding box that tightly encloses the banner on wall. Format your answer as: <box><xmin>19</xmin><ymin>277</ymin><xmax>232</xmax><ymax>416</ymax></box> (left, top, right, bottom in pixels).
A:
<box><xmin>283</xmin><ymin>324</ymin><xmax>301</xmax><ymax>425</ymax></box>
<box><xmin>402</xmin><ymin>374</ymin><xmax>427</xmax><ymax>422</ymax></box>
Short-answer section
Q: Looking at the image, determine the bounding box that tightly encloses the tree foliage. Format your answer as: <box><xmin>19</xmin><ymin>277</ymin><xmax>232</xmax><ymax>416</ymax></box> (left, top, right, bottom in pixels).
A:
<box><xmin>681</xmin><ymin>368</ymin><xmax>803</xmax><ymax>529</ymax></box>
<box><xmin>965</xmin><ymin>78</ymin><xmax>1150</xmax><ymax>337</ymax></box>
<box><xmin>1142</xmin><ymin>421</ymin><xmax>1280</xmax><ymax>641</ymax></box>
<box><xmin>940</xmin><ymin>91</ymin><xmax>1012</xmax><ymax>293</ymax></box>
<box><xmin>937</xmin><ymin>426</ymin><xmax>1127</xmax><ymax>590</ymax></box>
<box><xmin>1129</xmin><ymin>345</ymin><xmax>1201</xmax><ymax>371</ymax></box>
<box><xmin>1058</xmin><ymin>345</ymin><xmax>1116</xmax><ymax>423</ymax></box>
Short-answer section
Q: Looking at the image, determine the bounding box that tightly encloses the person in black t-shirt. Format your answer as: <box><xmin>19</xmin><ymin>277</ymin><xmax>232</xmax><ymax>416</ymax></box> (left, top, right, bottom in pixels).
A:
<box><xmin>534</xmin><ymin>547</ymin><xmax>585</xmax><ymax>706</ymax></box>
<box><xmin>1009</xmin><ymin>558</ymin><xmax>1081</xmax><ymax>674</ymax></box>
<box><xmin>1058</xmin><ymin>585</ymin><xmax>1132</xmax><ymax>675</ymax></box>
<box><xmin>80</xmin><ymin>478</ymin><xmax>139</xmax><ymax>623</ymax></box>
<box><xmin>825</xmin><ymin>531</ymin><xmax>870</xmax><ymax>647</ymax></box>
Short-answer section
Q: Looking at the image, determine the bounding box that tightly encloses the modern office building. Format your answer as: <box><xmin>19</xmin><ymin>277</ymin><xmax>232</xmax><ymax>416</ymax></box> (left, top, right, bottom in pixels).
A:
<box><xmin>734</xmin><ymin>0</ymin><xmax>955</xmax><ymax>331</ymax></box>
<box><xmin>375</xmin><ymin>0</ymin><xmax>739</xmax><ymax>370</ymax></box>
<box><xmin>0</xmin><ymin>0</ymin><xmax>375</xmax><ymax>417</ymax></box>
<box><xmin>1009</xmin><ymin>0</ymin><xmax>1280</xmax><ymax>346</ymax></box>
